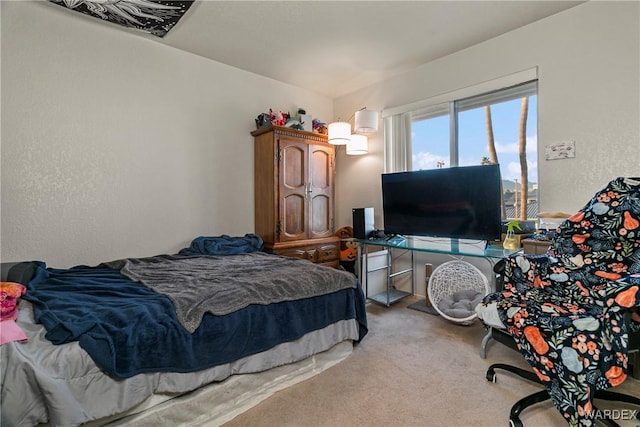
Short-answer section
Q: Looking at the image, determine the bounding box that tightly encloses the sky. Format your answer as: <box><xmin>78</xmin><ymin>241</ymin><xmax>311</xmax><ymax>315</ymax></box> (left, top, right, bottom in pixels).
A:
<box><xmin>412</xmin><ymin>96</ymin><xmax>538</xmax><ymax>184</ymax></box>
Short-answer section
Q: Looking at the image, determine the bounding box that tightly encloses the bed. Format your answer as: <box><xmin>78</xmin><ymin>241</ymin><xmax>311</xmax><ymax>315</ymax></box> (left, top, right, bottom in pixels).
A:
<box><xmin>0</xmin><ymin>235</ymin><xmax>368</xmax><ymax>426</ymax></box>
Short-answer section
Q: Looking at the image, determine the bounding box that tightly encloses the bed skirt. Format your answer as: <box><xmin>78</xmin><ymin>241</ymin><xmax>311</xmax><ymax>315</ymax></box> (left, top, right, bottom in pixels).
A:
<box><xmin>96</xmin><ymin>339</ymin><xmax>354</xmax><ymax>426</ymax></box>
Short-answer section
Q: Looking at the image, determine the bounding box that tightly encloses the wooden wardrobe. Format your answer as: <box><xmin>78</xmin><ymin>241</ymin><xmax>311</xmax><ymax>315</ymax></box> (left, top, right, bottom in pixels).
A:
<box><xmin>252</xmin><ymin>125</ymin><xmax>339</xmax><ymax>267</ymax></box>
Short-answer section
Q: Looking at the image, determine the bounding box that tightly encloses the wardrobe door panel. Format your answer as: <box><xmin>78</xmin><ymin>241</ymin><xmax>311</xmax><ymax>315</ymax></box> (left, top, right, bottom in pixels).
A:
<box><xmin>279</xmin><ymin>139</ymin><xmax>308</xmax><ymax>242</ymax></box>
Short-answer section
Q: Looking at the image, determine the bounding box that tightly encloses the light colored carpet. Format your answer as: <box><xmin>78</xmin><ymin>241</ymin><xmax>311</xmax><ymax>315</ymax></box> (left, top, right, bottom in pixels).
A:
<box><xmin>224</xmin><ymin>296</ymin><xmax>640</xmax><ymax>427</ymax></box>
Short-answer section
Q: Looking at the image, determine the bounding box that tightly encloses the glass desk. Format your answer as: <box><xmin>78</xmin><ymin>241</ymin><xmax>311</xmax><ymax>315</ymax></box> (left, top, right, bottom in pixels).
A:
<box><xmin>350</xmin><ymin>236</ymin><xmax>520</xmax><ymax>307</ymax></box>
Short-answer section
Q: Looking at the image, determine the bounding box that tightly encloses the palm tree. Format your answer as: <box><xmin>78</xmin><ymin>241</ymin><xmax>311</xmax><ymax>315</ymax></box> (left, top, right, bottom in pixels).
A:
<box><xmin>518</xmin><ymin>97</ymin><xmax>529</xmax><ymax>220</ymax></box>
<box><xmin>484</xmin><ymin>106</ymin><xmax>499</xmax><ymax>164</ymax></box>
<box><xmin>485</xmin><ymin>99</ymin><xmax>531</xmax><ymax>220</ymax></box>
<box><xmin>484</xmin><ymin>105</ymin><xmax>506</xmax><ymax>219</ymax></box>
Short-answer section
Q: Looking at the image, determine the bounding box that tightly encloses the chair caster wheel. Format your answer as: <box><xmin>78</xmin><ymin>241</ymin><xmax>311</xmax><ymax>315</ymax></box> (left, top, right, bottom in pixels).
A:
<box><xmin>509</xmin><ymin>418</ymin><xmax>523</xmax><ymax>427</ymax></box>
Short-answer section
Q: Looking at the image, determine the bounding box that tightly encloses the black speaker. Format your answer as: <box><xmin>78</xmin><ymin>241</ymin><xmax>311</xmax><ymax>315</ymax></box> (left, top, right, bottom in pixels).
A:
<box><xmin>352</xmin><ymin>208</ymin><xmax>375</xmax><ymax>239</ymax></box>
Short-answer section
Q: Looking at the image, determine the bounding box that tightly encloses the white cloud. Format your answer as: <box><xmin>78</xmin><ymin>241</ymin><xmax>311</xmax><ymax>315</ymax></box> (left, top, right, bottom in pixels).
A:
<box><xmin>506</xmin><ymin>159</ymin><xmax>538</xmax><ymax>182</ymax></box>
<box><xmin>413</xmin><ymin>151</ymin><xmax>448</xmax><ymax>170</ymax></box>
<box><xmin>495</xmin><ymin>135</ymin><xmax>538</xmax><ymax>154</ymax></box>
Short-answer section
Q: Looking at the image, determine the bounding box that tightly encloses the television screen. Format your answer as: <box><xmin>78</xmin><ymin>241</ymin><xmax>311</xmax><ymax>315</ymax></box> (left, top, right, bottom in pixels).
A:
<box><xmin>381</xmin><ymin>164</ymin><xmax>502</xmax><ymax>241</ymax></box>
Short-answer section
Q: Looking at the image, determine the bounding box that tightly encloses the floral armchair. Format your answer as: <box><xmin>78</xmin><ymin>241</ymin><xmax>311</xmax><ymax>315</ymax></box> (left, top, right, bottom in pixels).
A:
<box><xmin>478</xmin><ymin>177</ymin><xmax>640</xmax><ymax>426</ymax></box>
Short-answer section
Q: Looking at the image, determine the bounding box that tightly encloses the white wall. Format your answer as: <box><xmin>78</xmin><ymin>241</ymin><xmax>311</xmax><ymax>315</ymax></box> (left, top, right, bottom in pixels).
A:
<box><xmin>334</xmin><ymin>1</ymin><xmax>640</xmax><ymax>231</ymax></box>
<box><xmin>333</xmin><ymin>1</ymin><xmax>639</xmax><ymax>297</ymax></box>
<box><xmin>0</xmin><ymin>1</ymin><xmax>333</xmax><ymax>267</ymax></box>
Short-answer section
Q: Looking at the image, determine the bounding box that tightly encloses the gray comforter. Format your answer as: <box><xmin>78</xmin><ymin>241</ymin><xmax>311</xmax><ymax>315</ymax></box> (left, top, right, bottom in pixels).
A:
<box><xmin>105</xmin><ymin>252</ymin><xmax>357</xmax><ymax>333</ymax></box>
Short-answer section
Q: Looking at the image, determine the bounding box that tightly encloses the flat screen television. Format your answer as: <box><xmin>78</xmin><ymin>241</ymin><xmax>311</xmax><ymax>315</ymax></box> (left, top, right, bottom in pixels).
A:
<box><xmin>381</xmin><ymin>164</ymin><xmax>502</xmax><ymax>241</ymax></box>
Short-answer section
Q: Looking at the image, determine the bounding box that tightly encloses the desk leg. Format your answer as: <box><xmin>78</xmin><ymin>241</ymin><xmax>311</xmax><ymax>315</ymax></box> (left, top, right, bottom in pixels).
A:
<box><xmin>480</xmin><ymin>327</ymin><xmax>493</xmax><ymax>359</ymax></box>
<box><xmin>360</xmin><ymin>244</ymin><xmax>369</xmax><ymax>300</ymax></box>
<box><xmin>356</xmin><ymin>243</ymin><xmax>361</xmax><ymax>284</ymax></box>
<box><xmin>386</xmin><ymin>248</ymin><xmax>392</xmax><ymax>306</ymax></box>
<box><xmin>411</xmin><ymin>250</ymin><xmax>415</xmax><ymax>296</ymax></box>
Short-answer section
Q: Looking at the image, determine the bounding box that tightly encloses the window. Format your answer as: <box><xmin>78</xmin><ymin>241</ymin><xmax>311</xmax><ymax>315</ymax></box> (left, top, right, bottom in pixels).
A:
<box><xmin>410</xmin><ymin>81</ymin><xmax>538</xmax><ymax>221</ymax></box>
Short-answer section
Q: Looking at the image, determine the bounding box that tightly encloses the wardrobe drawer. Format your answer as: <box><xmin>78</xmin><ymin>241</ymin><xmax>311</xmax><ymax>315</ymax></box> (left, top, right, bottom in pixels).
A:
<box><xmin>274</xmin><ymin>241</ymin><xmax>339</xmax><ymax>266</ymax></box>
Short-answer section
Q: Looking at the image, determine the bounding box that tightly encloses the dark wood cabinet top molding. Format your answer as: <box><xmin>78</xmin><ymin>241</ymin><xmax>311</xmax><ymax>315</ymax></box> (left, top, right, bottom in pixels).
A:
<box><xmin>251</xmin><ymin>125</ymin><xmax>329</xmax><ymax>144</ymax></box>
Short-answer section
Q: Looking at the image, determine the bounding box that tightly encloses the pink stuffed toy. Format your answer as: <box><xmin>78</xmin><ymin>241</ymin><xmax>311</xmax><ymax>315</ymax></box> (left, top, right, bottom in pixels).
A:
<box><xmin>1</xmin><ymin>282</ymin><xmax>25</xmax><ymax>320</ymax></box>
<box><xmin>1</xmin><ymin>281</ymin><xmax>28</xmax><ymax>344</ymax></box>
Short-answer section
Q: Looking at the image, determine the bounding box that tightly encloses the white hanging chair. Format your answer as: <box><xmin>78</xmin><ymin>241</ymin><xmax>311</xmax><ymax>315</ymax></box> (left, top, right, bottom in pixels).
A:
<box><xmin>427</xmin><ymin>260</ymin><xmax>490</xmax><ymax>325</ymax></box>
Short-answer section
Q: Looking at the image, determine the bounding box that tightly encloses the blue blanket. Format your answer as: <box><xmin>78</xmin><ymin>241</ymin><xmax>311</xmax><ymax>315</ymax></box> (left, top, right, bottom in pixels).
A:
<box><xmin>23</xmin><ymin>261</ymin><xmax>367</xmax><ymax>379</ymax></box>
<box><xmin>179</xmin><ymin>234</ymin><xmax>264</xmax><ymax>256</ymax></box>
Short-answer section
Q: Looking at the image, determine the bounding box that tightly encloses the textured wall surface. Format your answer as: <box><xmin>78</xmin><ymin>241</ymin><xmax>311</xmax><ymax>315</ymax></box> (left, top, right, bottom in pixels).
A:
<box><xmin>1</xmin><ymin>2</ymin><xmax>332</xmax><ymax>267</ymax></box>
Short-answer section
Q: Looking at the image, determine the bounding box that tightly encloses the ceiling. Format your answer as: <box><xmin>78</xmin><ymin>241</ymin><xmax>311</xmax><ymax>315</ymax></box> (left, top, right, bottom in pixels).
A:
<box><xmin>50</xmin><ymin>1</ymin><xmax>586</xmax><ymax>99</ymax></box>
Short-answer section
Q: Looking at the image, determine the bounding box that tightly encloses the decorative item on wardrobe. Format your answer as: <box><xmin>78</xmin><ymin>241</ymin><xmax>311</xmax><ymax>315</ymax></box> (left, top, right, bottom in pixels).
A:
<box><xmin>328</xmin><ymin>107</ymin><xmax>379</xmax><ymax>155</ymax></box>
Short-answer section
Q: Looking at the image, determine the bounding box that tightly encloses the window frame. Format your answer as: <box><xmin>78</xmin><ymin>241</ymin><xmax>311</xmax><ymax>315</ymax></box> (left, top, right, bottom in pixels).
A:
<box><xmin>410</xmin><ymin>80</ymin><xmax>538</xmax><ymax>169</ymax></box>
<box><xmin>383</xmin><ymin>74</ymin><xmax>539</xmax><ymax>221</ymax></box>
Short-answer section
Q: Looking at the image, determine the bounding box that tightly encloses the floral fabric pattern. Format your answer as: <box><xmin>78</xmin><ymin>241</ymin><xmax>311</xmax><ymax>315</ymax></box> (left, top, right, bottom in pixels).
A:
<box><xmin>482</xmin><ymin>177</ymin><xmax>640</xmax><ymax>426</ymax></box>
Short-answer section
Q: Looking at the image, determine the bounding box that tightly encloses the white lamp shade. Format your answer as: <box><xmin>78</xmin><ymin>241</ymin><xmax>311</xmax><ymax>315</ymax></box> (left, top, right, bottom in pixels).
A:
<box><xmin>354</xmin><ymin>109</ymin><xmax>379</xmax><ymax>133</ymax></box>
<box><xmin>346</xmin><ymin>134</ymin><xmax>368</xmax><ymax>155</ymax></box>
<box><xmin>327</xmin><ymin>122</ymin><xmax>351</xmax><ymax>145</ymax></box>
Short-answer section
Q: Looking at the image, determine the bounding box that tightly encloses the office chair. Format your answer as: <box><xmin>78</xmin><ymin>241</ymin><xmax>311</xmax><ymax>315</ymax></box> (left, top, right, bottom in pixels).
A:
<box><xmin>477</xmin><ymin>177</ymin><xmax>640</xmax><ymax>427</ymax></box>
